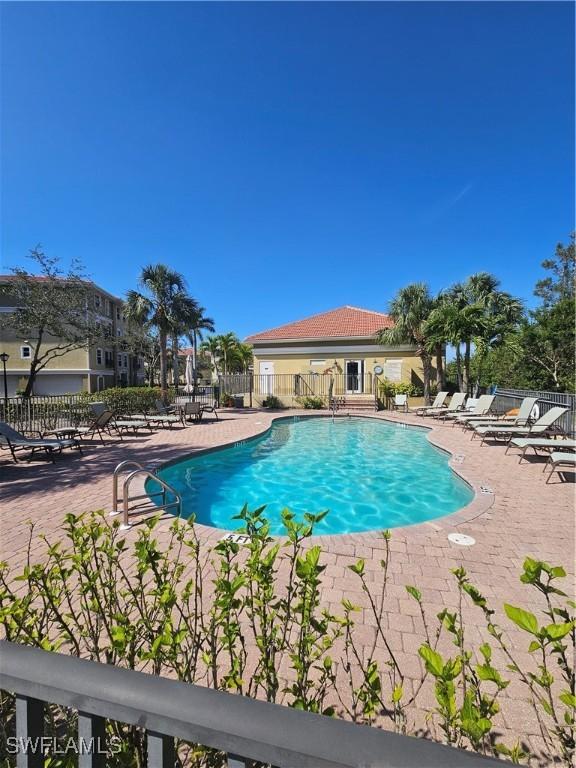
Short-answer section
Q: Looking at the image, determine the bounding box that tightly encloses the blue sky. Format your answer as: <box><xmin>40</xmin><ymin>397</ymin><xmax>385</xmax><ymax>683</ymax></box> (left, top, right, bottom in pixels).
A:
<box><xmin>1</xmin><ymin>1</ymin><xmax>574</xmax><ymax>339</ymax></box>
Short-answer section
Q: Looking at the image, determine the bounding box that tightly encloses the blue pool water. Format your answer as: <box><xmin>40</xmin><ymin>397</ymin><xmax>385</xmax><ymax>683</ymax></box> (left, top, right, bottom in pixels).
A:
<box><xmin>150</xmin><ymin>417</ymin><xmax>473</xmax><ymax>536</ymax></box>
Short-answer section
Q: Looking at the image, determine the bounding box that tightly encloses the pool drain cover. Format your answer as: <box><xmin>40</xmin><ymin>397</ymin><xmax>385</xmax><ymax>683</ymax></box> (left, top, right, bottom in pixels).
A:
<box><xmin>448</xmin><ymin>533</ymin><xmax>476</xmax><ymax>546</ymax></box>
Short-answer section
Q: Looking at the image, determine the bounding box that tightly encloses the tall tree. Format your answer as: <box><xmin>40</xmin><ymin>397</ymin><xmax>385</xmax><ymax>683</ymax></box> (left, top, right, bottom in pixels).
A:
<box><xmin>534</xmin><ymin>233</ymin><xmax>575</xmax><ymax>307</ymax></box>
<box><xmin>186</xmin><ymin>305</ymin><xmax>215</xmax><ymax>383</ymax></box>
<box><xmin>229</xmin><ymin>342</ymin><xmax>253</xmax><ymax>374</ymax></box>
<box><xmin>200</xmin><ymin>336</ymin><xmax>222</xmax><ymax>381</ymax></box>
<box><xmin>124</xmin><ymin>264</ymin><xmax>187</xmax><ymax>395</ymax></box>
<box><xmin>217</xmin><ymin>332</ymin><xmax>240</xmax><ymax>376</ymax></box>
<box><xmin>376</xmin><ymin>283</ymin><xmax>435</xmax><ymax>403</ymax></box>
<box><xmin>0</xmin><ymin>247</ymin><xmax>104</xmax><ymax>398</ymax></box>
<box><xmin>167</xmin><ymin>291</ymin><xmax>204</xmax><ymax>388</ymax></box>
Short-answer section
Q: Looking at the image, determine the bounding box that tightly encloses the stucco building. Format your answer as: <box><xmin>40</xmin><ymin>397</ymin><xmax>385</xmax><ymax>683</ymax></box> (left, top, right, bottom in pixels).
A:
<box><xmin>245</xmin><ymin>306</ymin><xmax>429</xmax><ymax>406</ymax></box>
<box><xmin>0</xmin><ymin>276</ymin><xmax>145</xmax><ymax>395</ymax></box>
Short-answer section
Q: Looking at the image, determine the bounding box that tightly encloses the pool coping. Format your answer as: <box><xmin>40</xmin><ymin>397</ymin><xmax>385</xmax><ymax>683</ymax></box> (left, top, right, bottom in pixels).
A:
<box><xmin>141</xmin><ymin>410</ymin><xmax>495</xmax><ymax>543</ymax></box>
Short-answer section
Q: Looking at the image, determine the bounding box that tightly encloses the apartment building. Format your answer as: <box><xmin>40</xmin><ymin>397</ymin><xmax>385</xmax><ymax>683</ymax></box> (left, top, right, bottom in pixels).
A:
<box><xmin>0</xmin><ymin>277</ymin><xmax>146</xmax><ymax>395</ymax></box>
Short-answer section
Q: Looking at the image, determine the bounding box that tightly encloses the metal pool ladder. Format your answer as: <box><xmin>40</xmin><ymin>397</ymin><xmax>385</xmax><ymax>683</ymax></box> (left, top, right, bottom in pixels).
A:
<box><xmin>111</xmin><ymin>460</ymin><xmax>182</xmax><ymax>530</ymax></box>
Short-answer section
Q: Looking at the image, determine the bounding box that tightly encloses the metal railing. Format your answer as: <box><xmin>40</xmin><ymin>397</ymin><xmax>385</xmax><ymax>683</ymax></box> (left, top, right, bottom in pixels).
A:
<box><xmin>251</xmin><ymin>374</ymin><xmax>379</xmax><ymax>400</ymax></box>
<box><xmin>0</xmin><ymin>641</ymin><xmax>502</xmax><ymax>768</ymax></box>
<box><xmin>0</xmin><ymin>393</ymin><xmax>88</xmax><ymax>435</ymax></box>
<box><xmin>494</xmin><ymin>387</ymin><xmax>576</xmax><ymax>436</ymax></box>
<box><xmin>174</xmin><ymin>385</ymin><xmax>218</xmax><ymax>407</ymax></box>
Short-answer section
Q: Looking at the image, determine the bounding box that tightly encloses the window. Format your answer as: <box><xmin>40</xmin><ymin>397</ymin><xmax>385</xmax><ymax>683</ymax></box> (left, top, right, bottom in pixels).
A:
<box><xmin>94</xmin><ymin>294</ymin><xmax>101</xmax><ymax>310</ymax></box>
<box><xmin>124</xmin><ymin>355</ymin><xmax>128</xmax><ymax>368</ymax></box>
<box><xmin>96</xmin><ymin>348</ymin><xmax>103</xmax><ymax>365</ymax></box>
<box><xmin>116</xmin><ymin>307</ymin><xmax>121</xmax><ymax>320</ymax></box>
<box><xmin>118</xmin><ymin>354</ymin><xmax>122</xmax><ymax>367</ymax></box>
<box><xmin>310</xmin><ymin>359</ymin><xmax>326</xmax><ymax>366</ymax></box>
<box><xmin>117</xmin><ymin>329</ymin><xmax>122</xmax><ymax>337</ymax></box>
<box><xmin>20</xmin><ymin>345</ymin><xmax>31</xmax><ymax>359</ymax></box>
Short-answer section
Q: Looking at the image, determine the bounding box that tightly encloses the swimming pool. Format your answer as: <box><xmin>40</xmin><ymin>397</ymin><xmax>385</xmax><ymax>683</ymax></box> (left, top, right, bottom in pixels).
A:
<box><xmin>150</xmin><ymin>416</ymin><xmax>473</xmax><ymax>536</ymax></box>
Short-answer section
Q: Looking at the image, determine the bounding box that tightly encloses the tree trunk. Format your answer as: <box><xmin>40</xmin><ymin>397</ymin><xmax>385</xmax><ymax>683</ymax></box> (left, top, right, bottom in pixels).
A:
<box><xmin>435</xmin><ymin>344</ymin><xmax>445</xmax><ymax>390</ymax></box>
<box><xmin>463</xmin><ymin>340</ymin><xmax>471</xmax><ymax>394</ymax></box>
<box><xmin>421</xmin><ymin>354</ymin><xmax>433</xmax><ymax>405</ymax></box>
<box><xmin>22</xmin><ymin>328</ymin><xmax>44</xmax><ymax>398</ymax></box>
<box><xmin>192</xmin><ymin>331</ymin><xmax>197</xmax><ymax>382</ymax></box>
<box><xmin>455</xmin><ymin>345</ymin><xmax>463</xmax><ymax>392</ymax></box>
<box><xmin>172</xmin><ymin>334</ymin><xmax>179</xmax><ymax>390</ymax></box>
<box><xmin>159</xmin><ymin>328</ymin><xmax>168</xmax><ymax>396</ymax></box>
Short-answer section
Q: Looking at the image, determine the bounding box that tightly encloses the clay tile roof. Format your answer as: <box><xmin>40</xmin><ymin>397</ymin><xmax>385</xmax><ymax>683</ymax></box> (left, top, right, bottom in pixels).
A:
<box><xmin>245</xmin><ymin>306</ymin><xmax>393</xmax><ymax>342</ymax></box>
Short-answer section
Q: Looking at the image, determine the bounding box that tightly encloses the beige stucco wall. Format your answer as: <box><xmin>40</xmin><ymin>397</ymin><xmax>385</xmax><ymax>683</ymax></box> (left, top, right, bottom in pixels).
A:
<box><xmin>249</xmin><ymin>340</ymin><xmax>432</xmax><ymax>407</ymax></box>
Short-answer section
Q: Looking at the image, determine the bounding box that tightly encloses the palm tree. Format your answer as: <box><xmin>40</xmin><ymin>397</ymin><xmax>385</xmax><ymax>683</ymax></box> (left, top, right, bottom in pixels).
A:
<box><xmin>186</xmin><ymin>305</ymin><xmax>215</xmax><ymax>384</ymax></box>
<box><xmin>168</xmin><ymin>291</ymin><xmax>203</xmax><ymax>389</ymax></box>
<box><xmin>200</xmin><ymin>336</ymin><xmax>222</xmax><ymax>381</ymax></box>
<box><xmin>424</xmin><ymin>292</ymin><xmax>486</xmax><ymax>393</ymax></box>
<box><xmin>228</xmin><ymin>342</ymin><xmax>253</xmax><ymax>374</ymax></box>
<box><xmin>216</xmin><ymin>332</ymin><xmax>240</xmax><ymax>376</ymax></box>
<box><xmin>376</xmin><ymin>283</ymin><xmax>435</xmax><ymax>404</ymax></box>
<box><xmin>124</xmin><ymin>264</ymin><xmax>186</xmax><ymax>395</ymax></box>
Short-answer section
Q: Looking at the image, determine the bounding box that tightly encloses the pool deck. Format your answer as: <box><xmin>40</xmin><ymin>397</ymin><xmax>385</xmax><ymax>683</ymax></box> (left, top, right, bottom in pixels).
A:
<box><xmin>1</xmin><ymin>407</ymin><xmax>574</xmax><ymax>761</ymax></box>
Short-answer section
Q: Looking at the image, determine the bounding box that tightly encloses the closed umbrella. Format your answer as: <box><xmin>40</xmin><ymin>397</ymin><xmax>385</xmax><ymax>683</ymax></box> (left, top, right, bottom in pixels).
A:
<box><xmin>184</xmin><ymin>355</ymin><xmax>194</xmax><ymax>393</ymax></box>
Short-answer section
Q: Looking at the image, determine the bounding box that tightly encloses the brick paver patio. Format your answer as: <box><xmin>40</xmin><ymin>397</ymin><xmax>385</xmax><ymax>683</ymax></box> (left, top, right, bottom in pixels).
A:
<box><xmin>1</xmin><ymin>407</ymin><xmax>574</xmax><ymax>763</ymax></box>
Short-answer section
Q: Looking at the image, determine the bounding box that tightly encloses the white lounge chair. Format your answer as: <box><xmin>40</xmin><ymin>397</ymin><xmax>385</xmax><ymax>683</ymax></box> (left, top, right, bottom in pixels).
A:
<box><xmin>445</xmin><ymin>395</ymin><xmax>496</xmax><ymax>425</ymax></box>
<box><xmin>431</xmin><ymin>392</ymin><xmax>467</xmax><ymax>420</ymax></box>
<box><xmin>506</xmin><ymin>436</ymin><xmax>576</xmax><ymax>463</ymax></box>
<box><xmin>412</xmin><ymin>391</ymin><xmax>449</xmax><ymax>416</ymax></box>
<box><xmin>0</xmin><ymin>421</ymin><xmax>82</xmax><ymax>463</ymax></box>
<box><xmin>472</xmin><ymin>406</ymin><xmax>569</xmax><ymax>447</ymax></box>
<box><xmin>465</xmin><ymin>397</ymin><xmax>538</xmax><ymax>431</ymax></box>
<box><xmin>545</xmin><ymin>451</ymin><xmax>576</xmax><ymax>483</ymax></box>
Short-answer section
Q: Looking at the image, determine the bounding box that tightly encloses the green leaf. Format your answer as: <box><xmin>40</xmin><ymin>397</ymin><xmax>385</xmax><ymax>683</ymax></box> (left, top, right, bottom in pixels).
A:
<box><xmin>349</xmin><ymin>559</ymin><xmax>365</xmax><ymax>576</ymax></box>
<box><xmin>528</xmin><ymin>640</ymin><xmax>541</xmax><ymax>653</ymax></box>
<box><xmin>504</xmin><ymin>604</ymin><xmax>539</xmax><ymax>635</ymax></box>
<box><xmin>419</xmin><ymin>645</ymin><xmax>444</xmax><ymax>677</ymax></box>
<box><xmin>392</xmin><ymin>684</ymin><xmax>403</xmax><ymax>703</ymax></box>
<box><xmin>405</xmin><ymin>585</ymin><xmax>421</xmax><ymax>602</ymax></box>
<box><xmin>544</xmin><ymin>622</ymin><xmax>574</xmax><ymax>641</ymax></box>
<box><xmin>559</xmin><ymin>692</ymin><xmax>576</xmax><ymax>709</ymax></box>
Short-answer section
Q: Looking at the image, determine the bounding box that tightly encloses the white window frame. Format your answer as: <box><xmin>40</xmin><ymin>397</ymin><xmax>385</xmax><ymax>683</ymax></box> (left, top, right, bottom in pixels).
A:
<box><xmin>20</xmin><ymin>345</ymin><xmax>31</xmax><ymax>359</ymax></box>
<box><xmin>309</xmin><ymin>359</ymin><xmax>326</xmax><ymax>366</ymax></box>
<box><xmin>96</xmin><ymin>348</ymin><xmax>103</xmax><ymax>365</ymax></box>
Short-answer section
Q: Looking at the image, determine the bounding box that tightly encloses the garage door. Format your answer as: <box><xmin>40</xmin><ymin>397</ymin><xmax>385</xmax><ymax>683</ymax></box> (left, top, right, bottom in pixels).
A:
<box><xmin>32</xmin><ymin>375</ymin><xmax>85</xmax><ymax>395</ymax></box>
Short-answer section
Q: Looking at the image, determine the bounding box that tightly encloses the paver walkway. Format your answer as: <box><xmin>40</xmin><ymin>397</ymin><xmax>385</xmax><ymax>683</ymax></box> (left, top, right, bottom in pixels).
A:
<box><xmin>1</xmin><ymin>408</ymin><xmax>574</xmax><ymax>764</ymax></box>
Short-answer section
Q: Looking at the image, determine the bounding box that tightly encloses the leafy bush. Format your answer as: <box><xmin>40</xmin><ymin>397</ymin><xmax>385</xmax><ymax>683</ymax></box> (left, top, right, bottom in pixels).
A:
<box><xmin>261</xmin><ymin>395</ymin><xmax>284</xmax><ymax>409</ymax></box>
<box><xmin>0</xmin><ymin>510</ymin><xmax>573</xmax><ymax>766</ymax></box>
<box><xmin>377</xmin><ymin>379</ymin><xmax>420</xmax><ymax>405</ymax></box>
<box><xmin>79</xmin><ymin>386</ymin><xmax>163</xmax><ymax>416</ymax></box>
<box><xmin>295</xmin><ymin>396</ymin><xmax>326</xmax><ymax>409</ymax></box>
<box><xmin>220</xmin><ymin>392</ymin><xmax>235</xmax><ymax>407</ymax></box>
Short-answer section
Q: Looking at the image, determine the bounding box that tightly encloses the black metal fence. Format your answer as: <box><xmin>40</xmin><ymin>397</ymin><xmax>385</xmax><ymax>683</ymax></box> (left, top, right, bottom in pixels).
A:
<box><xmin>494</xmin><ymin>386</ymin><xmax>576</xmax><ymax>435</ymax></box>
<box><xmin>223</xmin><ymin>374</ymin><xmax>380</xmax><ymax>401</ymax></box>
<box><xmin>0</xmin><ymin>641</ymin><xmax>502</xmax><ymax>768</ymax></box>
<box><xmin>0</xmin><ymin>394</ymin><xmax>88</xmax><ymax>435</ymax></box>
<box><xmin>0</xmin><ymin>387</ymin><xmax>219</xmax><ymax>435</ymax></box>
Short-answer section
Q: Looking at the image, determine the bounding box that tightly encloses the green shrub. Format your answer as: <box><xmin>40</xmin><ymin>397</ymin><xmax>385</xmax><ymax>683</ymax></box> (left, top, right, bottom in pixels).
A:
<box><xmin>377</xmin><ymin>379</ymin><xmax>420</xmax><ymax>402</ymax></box>
<box><xmin>295</xmin><ymin>395</ymin><xmax>326</xmax><ymax>409</ymax></box>
<box><xmin>81</xmin><ymin>386</ymin><xmax>163</xmax><ymax>415</ymax></box>
<box><xmin>0</xmin><ymin>511</ymin><xmax>573</xmax><ymax>765</ymax></box>
<box><xmin>261</xmin><ymin>395</ymin><xmax>284</xmax><ymax>409</ymax></box>
<box><xmin>219</xmin><ymin>392</ymin><xmax>235</xmax><ymax>407</ymax></box>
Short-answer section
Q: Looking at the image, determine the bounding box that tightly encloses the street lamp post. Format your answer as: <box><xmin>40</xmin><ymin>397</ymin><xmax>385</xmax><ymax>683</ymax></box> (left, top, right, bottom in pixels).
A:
<box><xmin>0</xmin><ymin>352</ymin><xmax>9</xmax><ymax>407</ymax></box>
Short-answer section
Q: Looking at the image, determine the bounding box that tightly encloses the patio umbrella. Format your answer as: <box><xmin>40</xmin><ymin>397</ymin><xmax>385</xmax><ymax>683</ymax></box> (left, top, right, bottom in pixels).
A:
<box><xmin>184</xmin><ymin>355</ymin><xmax>194</xmax><ymax>393</ymax></box>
